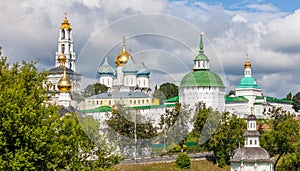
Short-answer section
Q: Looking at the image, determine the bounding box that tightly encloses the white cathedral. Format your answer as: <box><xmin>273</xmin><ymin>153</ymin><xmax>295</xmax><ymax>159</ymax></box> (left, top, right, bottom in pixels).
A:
<box><xmin>98</xmin><ymin>36</ymin><xmax>151</xmax><ymax>93</ymax></box>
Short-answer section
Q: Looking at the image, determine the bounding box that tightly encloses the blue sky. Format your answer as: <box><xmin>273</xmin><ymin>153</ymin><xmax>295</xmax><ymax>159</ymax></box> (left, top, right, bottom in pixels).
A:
<box><xmin>1</xmin><ymin>0</ymin><xmax>300</xmax><ymax>98</ymax></box>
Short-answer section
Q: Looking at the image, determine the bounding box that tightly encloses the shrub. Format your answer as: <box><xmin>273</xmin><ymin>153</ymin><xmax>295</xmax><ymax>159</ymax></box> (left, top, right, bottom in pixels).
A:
<box><xmin>175</xmin><ymin>153</ymin><xmax>191</xmax><ymax>169</ymax></box>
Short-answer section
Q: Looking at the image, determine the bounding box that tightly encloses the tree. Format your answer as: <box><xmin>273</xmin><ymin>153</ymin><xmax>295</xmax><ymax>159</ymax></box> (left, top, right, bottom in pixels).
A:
<box><xmin>175</xmin><ymin>153</ymin><xmax>191</xmax><ymax>169</ymax></box>
<box><xmin>203</xmin><ymin>111</ymin><xmax>246</xmax><ymax>168</ymax></box>
<box><xmin>153</xmin><ymin>83</ymin><xmax>178</xmax><ymax>102</ymax></box>
<box><xmin>286</xmin><ymin>92</ymin><xmax>292</xmax><ymax>100</ymax></box>
<box><xmin>105</xmin><ymin>104</ymin><xmax>158</xmax><ymax>157</ymax></box>
<box><xmin>83</xmin><ymin>83</ymin><xmax>108</xmax><ymax>97</ymax></box>
<box><xmin>260</xmin><ymin>107</ymin><xmax>299</xmax><ymax>170</ymax></box>
<box><xmin>157</xmin><ymin>103</ymin><xmax>192</xmax><ymax>146</ymax></box>
<box><xmin>292</xmin><ymin>92</ymin><xmax>300</xmax><ymax>112</ymax></box>
<box><xmin>227</xmin><ymin>90</ymin><xmax>235</xmax><ymax>96</ymax></box>
<box><xmin>0</xmin><ymin>53</ymin><xmax>119</xmax><ymax>170</ymax></box>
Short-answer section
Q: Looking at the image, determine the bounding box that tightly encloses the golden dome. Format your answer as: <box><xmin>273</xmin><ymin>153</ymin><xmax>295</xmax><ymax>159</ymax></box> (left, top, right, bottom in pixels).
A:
<box><xmin>57</xmin><ymin>67</ymin><xmax>72</xmax><ymax>93</ymax></box>
<box><xmin>60</xmin><ymin>13</ymin><xmax>72</xmax><ymax>30</ymax></box>
<box><xmin>111</xmin><ymin>104</ymin><xmax>118</xmax><ymax>114</ymax></box>
<box><xmin>244</xmin><ymin>54</ymin><xmax>251</xmax><ymax>68</ymax></box>
<box><xmin>57</xmin><ymin>53</ymin><xmax>67</xmax><ymax>66</ymax></box>
<box><xmin>244</xmin><ymin>60</ymin><xmax>251</xmax><ymax>68</ymax></box>
<box><xmin>115</xmin><ymin>36</ymin><xmax>131</xmax><ymax>67</ymax></box>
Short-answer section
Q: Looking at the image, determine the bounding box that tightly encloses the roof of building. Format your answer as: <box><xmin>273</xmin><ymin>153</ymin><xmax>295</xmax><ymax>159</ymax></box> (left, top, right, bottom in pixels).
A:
<box><xmin>163</xmin><ymin>96</ymin><xmax>179</xmax><ymax>103</ymax></box>
<box><xmin>98</xmin><ymin>57</ymin><xmax>115</xmax><ymax>76</ymax></box>
<box><xmin>225</xmin><ymin>95</ymin><xmax>249</xmax><ymax>103</ymax></box>
<box><xmin>237</xmin><ymin>77</ymin><xmax>260</xmax><ymax>89</ymax></box>
<box><xmin>180</xmin><ymin>70</ymin><xmax>225</xmax><ymax>88</ymax></box>
<box><xmin>81</xmin><ymin>106</ymin><xmax>112</xmax><ymax>113</ymax></box>
<box><xmin>137</xmin><ymin>62</ymin><xmax>150</xmax><ymax>76</ymax></box>
<box><xmin>255</xmin><ymin>96</ymin><xmax>293</xmax><ymax>104</ymax></box>
<box><xmin>122</xmin><ymin>56</ymin><xmax>138</xmax><ymax>73</ymax></box>
<box><xmin>87</xmin><ymin>91</ymin><xmax>152</xmax><ymax>99</ymax></box>
<box><xmin>230</xmin><ymin>147</ymin><xmax>272</xmax><ymax>162</ymax></box>
<box><xmin>48</xmin><ymin>66</ymin><xmax>77</xmax><ymax>75</ymax></box>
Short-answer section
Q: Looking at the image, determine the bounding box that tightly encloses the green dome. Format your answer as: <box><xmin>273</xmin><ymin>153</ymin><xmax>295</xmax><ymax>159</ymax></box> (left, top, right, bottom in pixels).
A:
<box><xmin>237</xmin><ymin>77</ymin><xmax>260</xmax><ymax>89</ymax></box>
<box><xmin>98</xmin><ymin>57</ymin><xmax>115</xmax><ymax>76</ymax></box>
<box><xmin>180</xmin><ymin>70</ymin><xmax>225</xmax><ymax>88</ymax></box>
<box><xmin>137</xmin><ymin>62</ymin><xmax>150</xmax><ymax>76</ymax></box>
<box><xmin>122</xmin><ymin>57</ymin><xmax>138</xmax><ymax>73</ymax></box>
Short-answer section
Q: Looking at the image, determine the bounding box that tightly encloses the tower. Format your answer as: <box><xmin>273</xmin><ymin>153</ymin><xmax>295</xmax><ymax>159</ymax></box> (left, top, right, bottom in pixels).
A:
<box><xmin>179</xmin><ymin>33</ymin><xmax>225</xmax><ymax>111</ymax></box>
<box><xmin>122</xmin><ymin>56</ymin><xmax>138</xmax><ymax>88</ymax></box>
<box><xmin>235</xmin><ymin>55</ymin><xmax>262</xmax><ymax>114</ymax></box>
<box><xmin>230</xmin><ymin>114</ymin><xmax>274</xmax><ymax>171</ymax></box>
<box><xmin>55</xmin><ymin>13</ymin><xmax>76</xmax><ymax>72</ymax></box>
<box><xmin>57</xmin><ymin>54</ymin><xmax>72</xmax><ymax>107</ymax></box>
<box><xmin>98</xmin><ymin>56</ymin><xmax>115</xmax><ymax>87</ymax></box>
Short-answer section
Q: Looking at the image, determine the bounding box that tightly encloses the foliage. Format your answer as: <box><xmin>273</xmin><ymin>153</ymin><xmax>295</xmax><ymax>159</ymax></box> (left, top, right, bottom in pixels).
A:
<box><xmin>158</xmin><ymin>104</ymin><xmax>192</xmax><ymax>145</ymax></box>
<box><xmin>176</xmin><ymin>153</ymin><xmax>191</xmax><ymax>169</ymax></box>
<box><xmin>0</xmin><ymin>55</ymin><xmax>119</xmax><ymax>170</ymax></box>
<box><xmin>276</xmin><ymin>140</ymin><xmax>300</xmax><ymax>171</ymax></box>
<box><xmin>260</xmin><ymin>107</ymin><xmax>299</xmax><ymax>170</ymax></box>
<box><xmin>83</xmin><ymin>83</ymin><xmax>108</xmax><ymax>97</ymax></box>
<box><xmin>105</xmin><ymin>104</ymin><xmax>158</xmax><ymax>157</ymax></box>
<box><xmin>292</xmin><ymin>92</ymin><xmax>300</xmax><ymax>112</ymax></box>
<box><xmin>227</xmin><ymin>90</ymin><xmax>235</xmax><ymax>96</ymax></box>
<box><xmin>286</xmin><ymin>92</ymin><xmax>292</xmax><ymax>100</ymax></box>
<box><xmin>153</xmin><ymin>82</ymin><xmax>178</xmax><ymax>102</ymax></box>
<box><xmin>204</xmin><ymin>111</ymin><xmax>246</xmax><ymax>168</ymax></box>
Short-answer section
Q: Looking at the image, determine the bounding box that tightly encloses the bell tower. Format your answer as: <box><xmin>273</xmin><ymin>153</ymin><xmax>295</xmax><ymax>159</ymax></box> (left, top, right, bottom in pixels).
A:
<box><xmin>55</xmin><ymin>13</ymin><xmax>76</xmax><ymax>72</ymax></box>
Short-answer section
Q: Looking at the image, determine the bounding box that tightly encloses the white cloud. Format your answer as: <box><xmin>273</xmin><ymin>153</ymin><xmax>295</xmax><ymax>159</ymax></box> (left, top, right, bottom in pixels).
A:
<box><xmin>247</xmin><ymin>4</ymin><xmax>279</xmax><ymax>12</ymax></box>
<box><xmin>232</xmin><ymin>14</ymin><xmax>248</xmax><ymax>23</ymax></box>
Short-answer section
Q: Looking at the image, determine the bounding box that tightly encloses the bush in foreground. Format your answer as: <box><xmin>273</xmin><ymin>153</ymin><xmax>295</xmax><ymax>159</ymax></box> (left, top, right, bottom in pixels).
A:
<box><xmin>175</xmin><ymin>153</ymin><xmax>191</xmax><ymax>169</ymax></box>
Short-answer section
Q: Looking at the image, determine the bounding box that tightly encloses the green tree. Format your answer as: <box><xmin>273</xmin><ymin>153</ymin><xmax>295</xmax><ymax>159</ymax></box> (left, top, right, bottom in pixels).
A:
<box><xmin>260</xmin><ymin>107</ymin><xmax>299</xmax><ymax>170</ymax></box>
<box><xmin>105</xmin><ymin>104</ymin><xmax>158</xmax><ymax>157</ymax></box>
<box><xmin>277</xmin><ymin>140</ymin><xmax>300</xmax><ymax>171</ymax></box>
<box><xmin>292</xmin><ymin>92</ymin><xmax>300</xmax><ymax>112</ymax></box>
<box><xmin>153</xmin><ymin>83</ymin><xmax>178</xmax><ymax>102</ymax></box>
<box><xmin>175</xmin><ymin>153</ymin><xmax>191</xmax><ymax>169</ymax></box>
<box><xmin>286</xmin><ymin>92</ymin><xmax>292</xmax><ymax>100</ymax></box>
<box><xmin>204</xmin><ymin>111</ymin><xmax>246</xmax><ymax>168</ymax></box>
<box><xmin>227</xmin><ymin>90</ymin><xmax>235</xmax><ymax>96</ymax></box>
<box><xmin>0</xmin><ymin>53</ymin><xmax>119</xmax><ymax>170</ymax></box>
<box><xmin>83</xmin><ymin>83</ymin><xmax>108</xmax><ymax>97</ymax></box>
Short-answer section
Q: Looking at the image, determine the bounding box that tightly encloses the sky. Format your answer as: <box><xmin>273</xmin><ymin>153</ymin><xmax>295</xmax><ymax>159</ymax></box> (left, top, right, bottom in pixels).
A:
<box><xmin>1</xmin><ymin>0</ymin><xmax>300</xmax><ymax>98</ymax></box>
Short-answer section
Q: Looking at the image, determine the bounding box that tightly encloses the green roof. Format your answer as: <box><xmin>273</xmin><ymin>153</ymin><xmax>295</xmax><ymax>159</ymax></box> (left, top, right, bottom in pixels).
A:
<box><xmin>194</xmin><ymin>53</ymin><xmax>209</xmax><ymax>61</ymax></box>
<box><xmin>81</xmin><ymin>106</ymin><xmax>111</xmax><ymax>113</ymax></box>
<box><xmin>255</xmin><ymin>96</ymin><xmax>293</xmax><ymax>104</ymax></box>
<box><xmin>132</xmin><ymin>104</ymin><xmax>175</xmax><ymax>109</ymax></box>
<box><xmin>163</xmin><ymin>96</ymin><xmax>179</xmax><ymax>103</ymax></box>
<box><xmin>180</xmin><ymin>70</ymin><xmax>225</xmax><ymax>88</ymax></box>
<box><xmin>225</xmin><ymin>95</ymin><xmax>249</xmax><ymax>103</ymax></box>
<box><xmin>122</xmin><ymin>57</ymin><xmax>137</xmax><ymax>73</ymax></box>
<box><xmin>98</xmin><ymin>57</ymin><xmax>115</xmax><ymax>75</ymax></box>
<box><xmin>237</xmin><ymin>77</ymin><xmax>260</xmax><ymax>89</ymax></box>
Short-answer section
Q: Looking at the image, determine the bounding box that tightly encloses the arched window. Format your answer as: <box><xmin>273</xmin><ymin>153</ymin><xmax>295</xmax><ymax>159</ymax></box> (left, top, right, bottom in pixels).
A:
<box><xmin>250</xmin><ymin>140</ymin><xmax>252</xmax><ymax>145</ymax></box>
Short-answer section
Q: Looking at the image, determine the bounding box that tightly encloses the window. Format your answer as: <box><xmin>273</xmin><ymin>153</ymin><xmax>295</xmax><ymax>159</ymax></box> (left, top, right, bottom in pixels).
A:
<box><xmin>96</xmin><ymin>101</ymin><xmax>99</xmax><ymax>105</ymax></box>
<box><xmin>130</xmin><ymin>100</ymin><xmax>132</xmax><ymax>105</ymax></box>
<box><xmin>138</xmin><ymin>100</ymin><xmax>140</xmax><ymax>105</ymax></box>
<box><xmin>134</xmin><ymin>100</ymin><xmax>136</xmax><ymax>105</ymax></box>
<box><xmin>109</xmin><ymin>100</ymin><xmax>111</xmax><ymax>105</ymax></box>
<box><xmin>255</xmin><ymin>140</ymin><xmax>257</xmax><ymax>145</ymax></box>
<box><xmin>142</xmin><ymin>100</ymin><xmax>144</xmax><ymax>104</ymax></box>
<box><xmin>250</xmin><ymin>140</ymin><xmax>252</xmax><ymax>145</ymax></box>
<box><xmin>100</xmin><ymin>101</ymin><xmax>103</xmax><ymax>105</ymax></box>
<box><xmin>53</xmin><ymin>85</ymin><xmax>56</xmax><ymax>90</ymax></box>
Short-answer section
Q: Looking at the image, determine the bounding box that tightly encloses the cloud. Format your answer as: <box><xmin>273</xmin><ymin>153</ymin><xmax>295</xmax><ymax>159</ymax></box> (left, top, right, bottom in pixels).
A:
<box><xmin>1</xmin><ymin>0</ymin><xmax>300</xmax><ymax>98</ymax></box>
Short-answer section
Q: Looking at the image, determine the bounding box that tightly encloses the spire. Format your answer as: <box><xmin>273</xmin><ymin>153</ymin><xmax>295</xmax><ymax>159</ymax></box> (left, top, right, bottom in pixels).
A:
<box><xmin>122</xmin><ymin>35</ymin><xmax>126</xmax><ymax>51</ymax></box>
<box><xmin>61</xmin><ymin>12</ymin><xmax>71</xmax><ymax>30</ymax></box>
<box><xmin>199</xmin><ymin>32</ymin><xmax>205</xmax><ymax>54</ymax></box>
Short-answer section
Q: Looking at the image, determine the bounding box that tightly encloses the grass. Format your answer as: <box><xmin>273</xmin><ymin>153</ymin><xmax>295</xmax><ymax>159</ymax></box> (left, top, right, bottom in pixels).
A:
<box><xmin>113</xmin><ymin>159</ymin><xmax>230</xmax><ymax>171</ymax></box>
